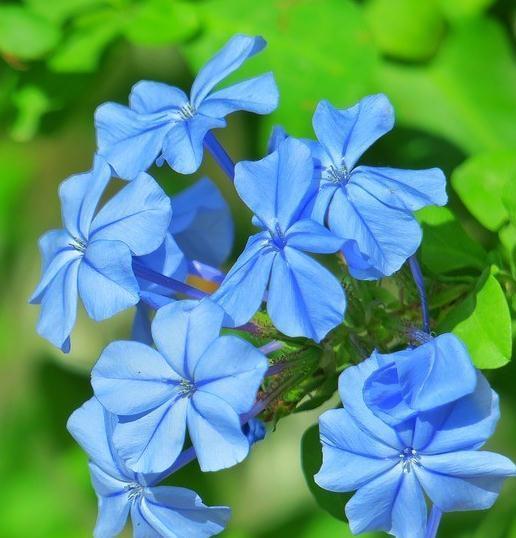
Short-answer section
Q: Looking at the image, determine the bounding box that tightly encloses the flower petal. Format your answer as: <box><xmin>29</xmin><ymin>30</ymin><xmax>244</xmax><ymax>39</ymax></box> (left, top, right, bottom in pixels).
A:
<box><xmin>90</xmin><ymin>172</ymin><xmax>171</xmax><ymax>256</ymax></box>
<box><xmin>141</xmin><ymin>487</ymin><xmax>230</xmax><ymax>537</ymax></box>
<box><xmin>195</xmin><ymin>335</ymin><xmax>267</xmax><ymax>413</ymax></box>
<box><xmin>35</xmin><ymin>229</ymin><xmax>73</xmax><ymax>274</ymax></box>
<box><xmin>191</xmin><ymin>34</ymin><xmax>266</xmax><ymax>107</ymax></box>
<box><xmin>200</xmin><ymin>72</ymin><xmax>279</xmax><ymax>118</ymax></box>
<box><xmin>58</xmin><ymin>155</ymin><xmax>112</xmax><ymax>240</ymax></box>
<box><xmin>95</xmin><ymin>102</ymin><xmax>171</xmax><ymax>180</ymax></box>
<box><xmin>131</xmin><ymin>502</ymin><xmax>161</xmax><ymax>538</ymax></box>
<box><xmin>188</xmin><ymin>390</ymin><xmax>249</xmax><ymax>472</ymax></box>
<box><xmin>92</xmin><ymin>340</ymin><xmax>180</xmax><ymax>416</ymax></box>
<box><xmin>390</xmin><ymin>469</ymin><xmax>427</xmax><ymax>538</ymax></box>
<box><xmin>285</xmin><ymin>218</ymin><xmax>343</xmax><ymax>253</ymax></box>
<box><xmin>312</xmin><ymin>95</ymin><xmax>394</xmax><ymax>169</ymax></box>
<box><xmin>267</xmin><ymin>247</ymin><xmax>345</xmax><ymax>342</ymax></box>
<box><xmin>152</xmin><ymin>299</ymin><xmax>224</xmax><ymax>379</ymax></box>
<box><xmin>92</xmin><ymin>482</ymin><xmax>131</xmax><ymax>538</ymax></box>
<box><xmin>234</xmin><ymin>137</ymin><xmax>316</xmax><ymax>232</ymax></box>
<box><xmin>212</xmin><ymin>233</ymin><xmax>275</xmax><ymax>328</ymax></box>
<box><xmin>129</xmin><ymin>81</ymin><xmax>188</xmax><ymax>113</ymax></box>
<box><xmin>79</xmin><ymin>239</ymin><xmax>139</xmax><ymax>321</ymax></box>
<box><xmin>114</xmin><ymin>398</ymin><xmax>189</xmax><ymax>474</ymax></box>
<box><xmin>417</xmin><ymin>451</ymin><xmax>516</xmax><ymax>512</ymax></box>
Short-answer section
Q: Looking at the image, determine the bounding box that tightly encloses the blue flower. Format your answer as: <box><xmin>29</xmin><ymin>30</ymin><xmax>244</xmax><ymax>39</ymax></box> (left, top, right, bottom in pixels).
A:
<box><xmin>91</xmin><ymin>299</ymin><xmax>268</xmax><ymax>474</ymax></box>
<box><xmin>212</xmin><ymin>137</ymin><xmax>346</xmax><ymax>342</ymax></box>
<box><xmin>308</xmin><ymin>95</ymin><xmax>448</xmax><ymax>279</ymax></box>
<box><xmin>363</xmin><ymin>333</ymin><xmax>477</xmax><ymax>426</ymax></box>
<box><xmin>95</xmin><ymin>34</ymin><xmax>279</xmax><ymax>179</ymax></box>
<box><xmin>315</xmin><ymin>346</ymin><xmax>515</xmax><ymax>538</ymax></box>
<box><xmin>29</xmin><ymin>156</ymin><xmax>171</xmax><ymax>352</ymax></box>
<box><xmin>68</xmin><ymin>397</ymin><xmax>230</xmax><ymax>538</ymax></box>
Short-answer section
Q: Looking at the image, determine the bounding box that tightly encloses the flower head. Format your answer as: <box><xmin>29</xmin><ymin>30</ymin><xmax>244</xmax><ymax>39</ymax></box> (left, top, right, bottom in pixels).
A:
<box><xmin>67</xmin><ymin>397</ymin><xmax>230</xmax><ymax>537</ymax></box>
<box><xmin>91</xmin><ymin>299</ymin><xmax>268</xmax><ymax>474</ymax></box>
<box><xmin>95</xmin><ymin>34</ymin><xmax>279</xmax><ymax>179</ymax></box>
<box><xmin>212</xmin><ymin>137</ymin><xmax>346</xmax><ymax>342</ymax></box>
<box><xmin>315</xmin><ymin>343</ymin><xmax>515</xmax><ymax>538</ymax></box>
<box><xmin>29</xmin><ymin>155</ymin><xmax>171</xmax><ymax>351</ymax></box>
<box><xmin>308</xmin><ymin>95</ymin><xmax>447</xmax><ymax>279</ymax></box>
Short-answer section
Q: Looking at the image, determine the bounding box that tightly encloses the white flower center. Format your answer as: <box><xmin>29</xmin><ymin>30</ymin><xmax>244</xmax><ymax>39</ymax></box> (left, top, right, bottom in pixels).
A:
<box><xmin>399</xmin><ymin>448</ymin><xmax>421</xmax><ymax>473</ymax></box>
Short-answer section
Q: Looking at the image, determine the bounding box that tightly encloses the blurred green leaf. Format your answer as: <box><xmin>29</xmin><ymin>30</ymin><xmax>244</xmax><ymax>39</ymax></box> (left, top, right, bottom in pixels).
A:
<box><xmin>437</xmin><ymin>0</ymin><xmax>496</xmax><ymax>20</ymax></box>
<box><xmin>452</xmin><ymin>151</ymin><xmax>516</xmax><ymax>232</ymax></box>
<box><xmin>417</xmin><ymin>206</ymin><xmax>487</xmax><ymax>273</ymax></box>
<box><xmin>183</xmin><ymin>0</ymin><xmax>379</xmax><ymax>137</ymax></box>
<box><xmin>124</xmin><ymin>0</ymin><xmax>199</xmax><ymax>45</ymax></box>
<box><xmin>381</xmin><ymin>18</ymin><xmax>516</xmax><ymax>155</ymax></box>
<box><xmin>0</xmin><ymin>5</ymin><xmax>60</xmax><ymax>60</ymax></box>
<box><xmin>301</xmin><ymin>424</ymin><xmax>349</xmax><ymax>522</ymax></box>
<box><xmin>365</xmin><ymin>0</ymin><xmax>444</xmax><ymax>61</ymax></box>
<box><xmin>10</xmin><ymin>86</ymin><xmax>53</xmax><ymax>142</ymax></box>
<box><xmin>301</xmin><ymin>511</ymin><xmax>381</xmax><ymax>538</ymax></box>
<box><xmin>439</xmin><ymin>268</ymin><xmax>512</xmax><ymax>368</ymax></box>
<box><xmin>499</xmin><ymin>223</ymin><xmax>516</xmax><ymax>276</ymax></box>
<box><xmin>24</xmin><ymin>0</ymin><xmax>105</xmax><ymax>23</ymax></box>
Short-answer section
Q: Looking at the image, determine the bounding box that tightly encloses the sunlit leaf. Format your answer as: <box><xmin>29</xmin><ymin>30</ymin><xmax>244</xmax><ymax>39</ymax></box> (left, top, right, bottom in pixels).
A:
<box><xmin>10</xmin><ymin>86</ymin><xmax>53</xmax><ymax>142</ymax></box>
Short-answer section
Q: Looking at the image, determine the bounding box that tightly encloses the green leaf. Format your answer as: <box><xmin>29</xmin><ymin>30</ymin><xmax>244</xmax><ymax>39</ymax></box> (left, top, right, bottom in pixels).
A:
<box><xmin>301</xmin><ymin>424</ymin><xmax>349</xmax><ymax>521</ymax></box>
<box><xmin>182</xmin><ymin>0</ymin><xmax>379</xmax><ymax>137</ymax></box>
<box><xmin>417</xmin><ymin>206</ymin><xmax>487</xmax><ymax>273</ymax></box>
<box><xmin>439</xmin><ymin>268</ymin><xmax>512</xmax><ymax>369</ymax></box>
<box><xmin>24</xmin><ymin>0</ymin><xmax>105</xmax><ymax>23</ymax></box>
<box><xmin>499</xmin><ymin>223</ymin><xmax>516</xmax><ymax>277</ymax></box>
<box><xmin>452</xmin><ymin>151</ymin><xmax>516</xmax><ymax>232</ymax></box>
<box><xmin>10</xmin><ymin>86</ymin><xmax>53</xmax><ymax>142</ymax></box>
<box><xmin>380</xmin><ymin>18</ymin><xmax>516</xmax><ymax>155</ymax></box>
<box><xmin>437</xmin><ymin>0</ymin><xmax>496</xmax><ymax>21</ymax></box>
<box><xmin>0</xmin><ymin>5</ymin><xmax>60</xmax><ymax>60</ymax></box>
<box><xmin>123</xmin><ymin>0</ymin><xmax>199</xmax><ymax>45</ymax></box>
<box><xmin>365</xmin><ymin>0</ymin><xmax>445</xmax><ymax>61</ymax></box>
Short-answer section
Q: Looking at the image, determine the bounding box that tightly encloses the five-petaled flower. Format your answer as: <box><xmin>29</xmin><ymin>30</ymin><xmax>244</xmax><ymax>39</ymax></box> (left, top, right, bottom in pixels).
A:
<box><xmin>308</xmin><ymin>95</ymin><xmax>448</xmax><ymax>279</ymax></box>
<box><xmin>91</xmin><ymin>299</ymin><xmax>268</xmax><ymax>474</ymax></box>
<box><xmin>315</xmin><ymin>339</ymin><xmax>516</xmax><ymax>538</ymax></box>
<box><xmin>29</xmin><ymin>155</ymin><xmax>171</xmax><ymax>351</ymax></box>
<box><xmin>68</xmin><ymin>397</ymin><xmax>230</xmax><ymax>538</ymax></box>
<box><xmin>95</xmin><ymin>34</ymin><xmax>279</xmax><ymax>179</ymax></box>
<box><xmin>212</xmin><ymin>137</ymin><xmax>346</xmax><ymax>342</ymax></box>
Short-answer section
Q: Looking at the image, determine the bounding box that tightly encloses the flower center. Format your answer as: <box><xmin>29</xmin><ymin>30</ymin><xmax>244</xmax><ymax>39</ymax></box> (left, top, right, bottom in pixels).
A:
<box><xmin>69</xmin><ymin>236</ymin><xmax>87</xmax><ymax>253</ymax></box>
<box><xmin>268</xmin><ymin>222</ymin><xmax>287</xmax><ymax>251</ymax></box>
<box><xmin>325</xmin><ymin>163</ymin><xmax>350</xmax><ymax>185</ymax></box>
<box><xmin>178</xmin><ymin>103</ymin><xmax>196</xmax><ymax>121</ymax></box>
<box><xmin>179</xmin><ymin>379</ymin><xmax>196</xmax><ymax>397</ymax></box>
<box><xmin>399</xmin><ymin>448</ymin><xmax>421</xmax><ymax>473</ymax></box>
<box><xmin>126</xmin><ymin>483</ymin><xmax>144</xmax><ymax>502</ymax></box>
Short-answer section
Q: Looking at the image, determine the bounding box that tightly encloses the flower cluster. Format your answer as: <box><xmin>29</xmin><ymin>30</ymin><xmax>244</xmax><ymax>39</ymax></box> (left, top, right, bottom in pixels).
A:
<box><xmin>31</xmin><ymin>34</ymin><xmax>514</xmax><ymax>537</ymax></box>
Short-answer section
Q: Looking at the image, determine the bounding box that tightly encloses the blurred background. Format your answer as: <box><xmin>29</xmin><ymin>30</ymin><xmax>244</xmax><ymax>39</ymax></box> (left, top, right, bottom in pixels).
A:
<box><xmin>0</xmin><ymin>0</ymin><xmax>515</xmax><ymax>536</ymax></box>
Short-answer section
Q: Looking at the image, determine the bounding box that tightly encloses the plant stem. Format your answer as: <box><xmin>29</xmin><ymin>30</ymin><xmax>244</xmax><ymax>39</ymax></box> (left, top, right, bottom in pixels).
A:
<box><xmin>424</xmin><ymin>505</ymin><xmax>442</xmax><ymax>538</ymax></box>
<box><xmin>204</xmin><ymin>131</ymin><xmax>235</xmax><ymax>180</ymax></box>
<box><xmin>408</xmin><ymin>254</ymin><xmax>430</xmax><ymax>333</ymax></box>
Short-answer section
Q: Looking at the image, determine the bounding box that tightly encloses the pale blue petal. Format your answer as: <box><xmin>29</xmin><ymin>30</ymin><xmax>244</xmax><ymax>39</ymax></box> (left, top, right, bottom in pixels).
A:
<box><xmin>315</xmin><ymin>408</ymin><xmax>398</xmax><ymax>492</ymax></box>
<box><xmin>79</xmin><ymin>240</ymin><xmax>139</xmax><ymax>321</ymax></box>
<box><xmin>35</xmin><ymin>229</ymin><xmax>72</xmax><ymax>274</ymax></box>
<box><xmin>329</xmin><ymin>184</ymin><xmax>421</xmax><ymax>277</ymax></box>
<box><xmin>188</xmin><ymin>390</ymin><xmax>249</xmax><ymax>472</ymax></box>
<box><xmin>313</xmin><ymin>95</ymin><xmax>394</xmax><ymax>169</ymax></box>
<box><xmin>35</xmin><ymin>257</ymin><xmax>81</xmax><ymax>352</ymax></box>
<box><xmin>199</xmin><ymin>73</ymin><xmax>279</xmax><ymax>118</ymax></box>
<box><xmin>285</xmin><ymin>219</ymin><xmax>343</xmax><ymax>253</ymax></box>
<box><xmin>351</xmin><ymin>165</ymin><xmax>447</xmax><ymax>211</ymax></box>
<box><xmin>141</xmin><ymin>487</ymin><xmax>230</xmax><ymax>537</ymax></box>
<box><xmin>132</xmin><ymin>303</ymin><xmax>154</xmax><ymax>345</ymax></box>
<box><xmin>389</xmin><ymin>470</ymin><xmax>427</xmax><ymax>538</ymax></box>
<box><xmin>90</xmin><ymin>172</ymin><xmax>171</xmax><ymax>255</ymax></box>
<box><xmin>416</xmin><ymin>373</ymin><xmax>500</xmax><ymax>453</ymax></box>
<box><xmin>129</xmin><ymin>81</ymin><xmax>188</xmax><ymax>113</ymax></box>
<box><xmin>266</xmin><ymin>125</ymin><xmax>288</xmax><ymax>154</ymax></box>
<box><xmin>131</xmin><ymin>503</ymin><xmax>161</xmax><ymax>538</ymax></box>
<box><xmin>93</xmin><ymin>484</ymin><xmax>131</xmax><ymax>538</ymax></box>
<box><xmin>95</xmin><ymin>102</ymin><xmax>171</xmax><ymax>180</ymax></box>
<box><xmin>243</xmin><ymin>419</ymin><xmax>266</xmax><ymax>446</ymax></box>
<box><xmin>58</xmin><ymin>155</ymin><xmax>111</xmax><ymax>240</ymax></box>
<box><xmin>152</xmin><ymin>299</ymin><xmax>224</xmax><ymax>379</ymax></box>
<box><xmin>170</xmin><ymin>177</ymin><xmax>234</xmax><ymax>267</ymax></box>
<box><xmin>234</xmin><ymin>138</ymin><xmax>316</xmax><ymax>232</ymax></box>
<box><xmin>212</xmin><ymin>233</ymin><xmax>275</xmax><ymax>328</ymax></box>
<box><xmin>114</xmin><ymin>398</ymin><xmax>189</xmax><ymax>474</ymax></box>
<box><xmin>191</xmin><ymin>34</ymin><xmax>266</xmax><ymax>107</ymax></box>
<box><xmin>341</xmin><ymin>240</ymin><xmax>385</xmax><ymax>280</ymax></box>
<box><xmin>162</xmin><ymin>114</ymin><xmax>225</xmax><ymax>174</ymax></box>
<box><xmin>337</xmin><ymin>357</ymin><xmax>403</xmax><ymax>449</ymax></box>
<box><xmin>194</xmin><ymin>335</ymin><xmax>267</xmax><ymax>413</ymax></box>
<box><xmin>267</xmin><ymin>247</ymin><xmax>345</xmax><ymax>342</ymax></box>
<box><xmin>92</xmin><ymin>340</ymin><xmax>181</xmax><ymax>416</ymax></box>
<box><xmin>89</xmin><ymin>462</ymin><xmax>129</xmax><ymax>497</ymax></box>
<box><xmin>417</xmin><ymin>451</ymin><xmax>516</xmax><ymax>512</ymax></box>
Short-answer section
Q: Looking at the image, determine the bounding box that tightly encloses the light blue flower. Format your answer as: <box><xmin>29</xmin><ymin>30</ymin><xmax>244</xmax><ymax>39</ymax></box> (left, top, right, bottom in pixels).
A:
<box><xmin>315</xmin><ymin>347</ymin><xmax>515</xmax><ymax>538</ymax></box>
<box><xmin>29</xmin><ymin>156</ymin><xmax>171</xmax><ymax>352</ymax></box>
<box><xmin>68</xmin><ymin>397</ymin><xmax>230</xmax><ymax>538</ymax></box>
<box><xmin>95</xmin><ymin>34</ymin><xmax>279</xmax><ymax>179</ymax></box>
<box><xmin>91</xmin><ymin>299</ymin><xmax>268</xmax><ymax>474</ymax></box>
<box><xmin>212</xmin><ymin>137</ymin><xmax>346</xmax><ymax>342</ymax></box>
<box><xmin>308</xmin><ymin>95</ymin><xmax>448</xmax><ymax>279</ymax></box>
<box><xmin>363</xmin><ymin>333</ymin><xmax>477</xmax><ymax>426</ymax></box>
